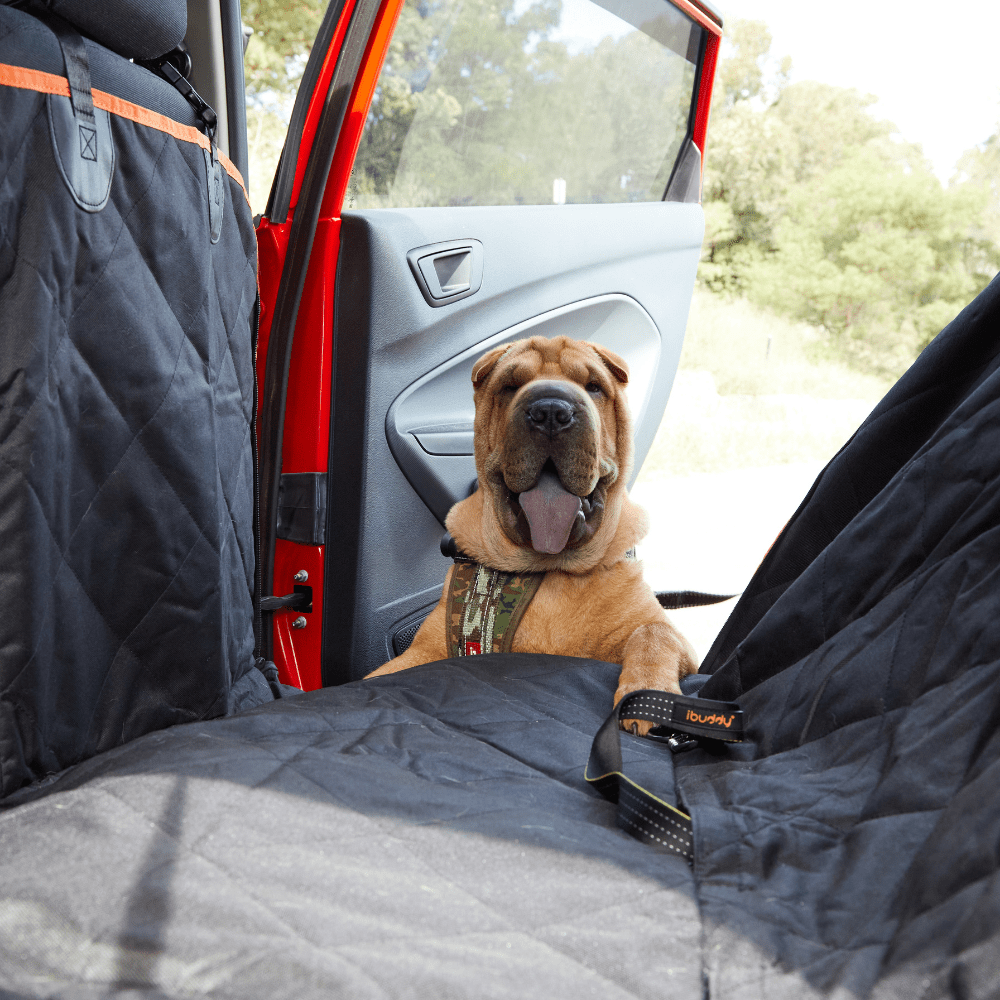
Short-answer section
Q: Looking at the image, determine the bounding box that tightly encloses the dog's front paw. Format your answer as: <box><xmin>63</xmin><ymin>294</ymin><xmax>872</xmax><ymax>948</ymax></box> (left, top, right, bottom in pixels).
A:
<box><xmin>620</xmin><ymin>717</ymin><xmax>656</xmax><ymax>738</ymax></box>
<box><xmin>614</xmin><ymin>674</ymin><xmax>681</xmax><ymax>739</ymax></box>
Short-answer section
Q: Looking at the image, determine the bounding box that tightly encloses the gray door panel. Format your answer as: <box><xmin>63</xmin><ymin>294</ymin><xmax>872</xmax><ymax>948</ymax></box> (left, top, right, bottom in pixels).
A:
<box><xmin>322</xmin><ymin>202</ymin><xmax>703</xmax><ymax>684</ymax></box>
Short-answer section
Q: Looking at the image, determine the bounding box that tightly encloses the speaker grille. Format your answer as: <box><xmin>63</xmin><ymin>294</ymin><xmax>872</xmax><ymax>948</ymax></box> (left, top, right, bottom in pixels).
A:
<box><xmin>392</xmin><ymin>615</ymin><xmax>427</xmax><ymax>657</ymax></box>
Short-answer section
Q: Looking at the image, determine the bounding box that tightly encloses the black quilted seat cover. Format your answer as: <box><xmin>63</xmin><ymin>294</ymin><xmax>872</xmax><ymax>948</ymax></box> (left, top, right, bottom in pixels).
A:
<box><xmin>682</xmin><ymin>272</ymin><xmax>1000</xmax><ymax>996</ymax></box>
<box><xmin>0</xmin><ymin>7</ymin><xmax>263</xmax><ymax>797</ymax></box>
<box><xmin>0</xmin><ymin>657</ymin><xmax>705</xmax><ymax>998</ymax></box>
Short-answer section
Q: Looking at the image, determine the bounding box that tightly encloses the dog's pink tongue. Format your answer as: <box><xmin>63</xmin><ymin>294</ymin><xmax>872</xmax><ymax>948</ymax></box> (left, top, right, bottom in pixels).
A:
<box><xmin>518</xmin><ymin>469</ymin><xmax>582</xmax><ymax>554</ymax></box>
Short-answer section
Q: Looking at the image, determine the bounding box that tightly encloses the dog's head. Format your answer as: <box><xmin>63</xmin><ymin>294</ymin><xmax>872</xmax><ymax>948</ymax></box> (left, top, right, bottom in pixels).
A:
<box><xmin>445</xmin><ymin>335</ymin><xmax>648</xmax><ymax>573</ymax></box>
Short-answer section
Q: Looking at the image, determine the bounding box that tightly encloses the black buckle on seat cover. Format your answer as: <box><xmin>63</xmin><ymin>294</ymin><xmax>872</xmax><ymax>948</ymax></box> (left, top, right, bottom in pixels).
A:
<box><xmin>134</xmin><ymin>46</ymin><xmax>225</xmax><ymax>243</ymax></box>
<box><xmin>145</xmin><ymin>54</ymin><xmax>219</xmax><ymax>139</ymax></box>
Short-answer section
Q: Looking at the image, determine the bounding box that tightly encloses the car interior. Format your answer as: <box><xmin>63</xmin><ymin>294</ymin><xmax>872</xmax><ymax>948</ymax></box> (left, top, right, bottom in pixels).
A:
<box><xmin>3</xmin><ymin>1</ymin><xmax>997</xmax><ymax>997</ymax></box>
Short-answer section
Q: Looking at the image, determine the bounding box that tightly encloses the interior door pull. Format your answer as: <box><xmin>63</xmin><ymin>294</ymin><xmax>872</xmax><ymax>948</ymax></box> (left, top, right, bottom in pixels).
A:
<box><xmin>407</xmin><ymin>239</ymin><xmax>483</xmax><ymax>307</ymax></box>
<box><xmin>421</xmin><ymin>250</ymin><xmax>471</xmax><ymax>296</ymax></box>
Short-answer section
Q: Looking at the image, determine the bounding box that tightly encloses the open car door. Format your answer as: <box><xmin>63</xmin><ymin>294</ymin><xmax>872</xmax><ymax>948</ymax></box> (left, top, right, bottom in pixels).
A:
<box><xmin>255</xmin><ymin>0</ymin><xmax>723</xmax><ymax>689</ymax></box>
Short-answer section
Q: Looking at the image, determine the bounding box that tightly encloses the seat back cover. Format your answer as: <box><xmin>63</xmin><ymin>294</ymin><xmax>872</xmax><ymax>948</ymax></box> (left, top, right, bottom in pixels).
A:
<box><xmin>0</xmin><ymin>3</ymin><xmax>263</xmax><ymax>798</ymax></box>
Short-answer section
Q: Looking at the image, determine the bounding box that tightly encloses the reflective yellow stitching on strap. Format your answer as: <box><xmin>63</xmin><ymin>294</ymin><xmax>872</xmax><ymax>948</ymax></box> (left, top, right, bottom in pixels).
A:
<box><xmin>582</xmin><ymin>766</ymin><xmax>692</xmax><ymax>821</ymax></box>
<box><xmin>0</xmin><ymin>61</ymin><xmax>250</xmax><ymax>206</ymax></box>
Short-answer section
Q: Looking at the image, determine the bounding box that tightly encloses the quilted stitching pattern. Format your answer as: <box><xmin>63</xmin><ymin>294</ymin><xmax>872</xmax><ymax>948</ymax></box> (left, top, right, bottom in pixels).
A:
<box><xmin>0</xmin><ymin>657</ymin><xmax>704</xmax><ymax>999</ymax></box>
<box><xmin>678</xmin><ymin>277</ymin><xmax>1000</xmax><ymax>997</ymax></box>
<box><xmin>0</xmin><ymin>76</ymin><xmax>258</xmax><ymax>795</ymax></box>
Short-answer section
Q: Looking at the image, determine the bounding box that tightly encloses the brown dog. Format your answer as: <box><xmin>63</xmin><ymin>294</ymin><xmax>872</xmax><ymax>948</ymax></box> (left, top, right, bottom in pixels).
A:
<box><xmin>368</xmin><ymin>335</ymin><xmax>697</xmax><ymax>728</ymax></box>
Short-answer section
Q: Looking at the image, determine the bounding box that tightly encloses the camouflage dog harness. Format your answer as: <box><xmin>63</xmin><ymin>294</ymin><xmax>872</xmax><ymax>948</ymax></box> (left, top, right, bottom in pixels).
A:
<box><xmin>447</xmin><ymin>559</ymin><xmax>543</xmax><ymax>657</ymax></box>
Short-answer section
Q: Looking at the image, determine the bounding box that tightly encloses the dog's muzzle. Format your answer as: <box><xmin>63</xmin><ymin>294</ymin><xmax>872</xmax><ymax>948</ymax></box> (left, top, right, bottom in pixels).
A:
<box><xmin>492</xmin><ymin>379</ymin><xmax>612</xmax><ymax>554</ymax></box>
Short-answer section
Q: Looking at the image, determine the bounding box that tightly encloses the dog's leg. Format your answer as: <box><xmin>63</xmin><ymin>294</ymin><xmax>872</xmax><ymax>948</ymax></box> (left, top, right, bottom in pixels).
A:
<box><xmin>615</xmin><ymin>622</ymin><xmax>698</xmax><ymax>736</ymax></box>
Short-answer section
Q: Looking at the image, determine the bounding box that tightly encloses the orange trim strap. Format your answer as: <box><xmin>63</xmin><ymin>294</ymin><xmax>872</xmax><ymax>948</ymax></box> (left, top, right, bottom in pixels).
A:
<box><xmin>0</xmin><ymin>61</ymin><xmax>249</xmax><ymax>206</ymax></box>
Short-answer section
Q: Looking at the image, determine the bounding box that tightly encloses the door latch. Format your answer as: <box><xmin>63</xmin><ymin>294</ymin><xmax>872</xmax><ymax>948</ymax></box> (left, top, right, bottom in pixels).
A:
<box><xmin>260</xmin><ymin>585</ymin><xmax>313</xmax><ymax>614</ymax></box>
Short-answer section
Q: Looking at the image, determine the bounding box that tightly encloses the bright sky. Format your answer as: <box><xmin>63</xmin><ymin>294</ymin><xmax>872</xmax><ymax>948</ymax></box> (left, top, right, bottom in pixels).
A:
<box><xmin>718</xmin><ymin>0</ymin><xmax>1000</xmax><ymax>180</ymax></box>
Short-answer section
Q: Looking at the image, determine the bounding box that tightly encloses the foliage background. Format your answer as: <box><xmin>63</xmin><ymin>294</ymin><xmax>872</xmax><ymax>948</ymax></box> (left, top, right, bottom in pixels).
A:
<box><xmin>700</xmin><ymin>19</ymin><xmax>1000</xmax><ymax>378</ymax></box>
<box><xmin>241</xmin><ymin>0</ymin><xmax>326</xmax><ymax>213</ymax></box>
<box><xmin>344</xmin><ymin>0</ymin><xmax>697</xmax><ymax>209</ymax></box>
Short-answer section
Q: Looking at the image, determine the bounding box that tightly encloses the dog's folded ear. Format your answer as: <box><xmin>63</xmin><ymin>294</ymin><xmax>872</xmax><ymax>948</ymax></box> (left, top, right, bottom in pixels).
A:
<box><xmin>472</xmin><ymin>344</ymin><xmax>513</xmax><ymax>389</ymax></box>
<box><xmin>592</xmin><ymin>343</ymin><xmax>629</xmax><ymax>385</ymax></box>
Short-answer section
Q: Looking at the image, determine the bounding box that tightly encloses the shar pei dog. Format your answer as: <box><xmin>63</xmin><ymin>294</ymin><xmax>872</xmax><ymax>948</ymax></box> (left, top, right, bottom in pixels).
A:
<box><xmin>368</xmin><ymin>334</ymin><xmax>697</xmax><ymax>731</ymax></box>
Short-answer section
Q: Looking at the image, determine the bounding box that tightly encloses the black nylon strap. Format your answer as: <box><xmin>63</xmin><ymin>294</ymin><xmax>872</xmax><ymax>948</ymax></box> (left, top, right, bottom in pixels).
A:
<box><xmin>585</xmin><ymin>689</ymin><xmax>745</xmax><ymax>862</ymax></box>
<box><xmin>254</xmin><ymin>658</ymin><xmax>284</xmax><ymax>700</ymax></box>
<box><xmin>615</xmin><ymin>689</ymin><xmax>744</xmax><ymax>741</ymax></box>
<box><xmin>36</xmin><ymin>8</ymin><xmax>94</xmax><ymax>120</ymax></box>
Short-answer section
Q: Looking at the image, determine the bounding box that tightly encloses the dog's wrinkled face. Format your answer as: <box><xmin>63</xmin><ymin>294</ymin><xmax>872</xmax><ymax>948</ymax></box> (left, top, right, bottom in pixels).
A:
<box><xmin>454</xmin><ymin>335</ymin><xmax>636</xmax><ymax>572</ymax></box>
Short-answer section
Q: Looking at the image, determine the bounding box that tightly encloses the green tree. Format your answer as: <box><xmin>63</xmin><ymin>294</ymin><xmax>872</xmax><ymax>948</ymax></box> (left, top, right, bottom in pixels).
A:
<box><xmin>954</xmin><ymin>130</ymin><xmax>1000</xmax><ymax>247</ymax></box>
<box><xmin>711</xmin><ymin>18</ymin><xmax>789</xmax><ymax>113</ymax></box>
<box><xmin>700</xmin><ymin>22</ymin><xmax>920</xmax><ymax>295</ymax></box>
<box><xmin>750</xmin><ymin>149</ymin><xmax>996</xmax><ymax>375</ymax></box>
<box><xmin>700</xmin><ymin>98</ymin><xmax>796</xmax><ymax>291</ymax></box>
<box><xmin>242</xmin><ymin>0</ymin><xmax>326</xmax><ymax>101</ymax></box>
<box><xmin>241</xmin><ymin>0</ymin><xmax>326</xmax><ymax>210</ymax></box>
<box><xmin>699</xmin><ymin>20</ymin><xmax>793</xmax><ymax>291</ymax></box>
<box><xmin>770</xmin><ymin>81</ymin><xmax>909</xmax><ymax>182</ymax></box>
<box><xmin>349</xmin><ymin>0</ymin><xmax>560</xmax><ymax>205</ymax></box>
<box><xmin>699</xmin><ymin>18</ymin><xmax>999</xmax><ymax>375</ymax></box>
<box><xmin>348</xmin><ymin>0</ymin><xmax>696</xmax><ymax>208</ymax></box>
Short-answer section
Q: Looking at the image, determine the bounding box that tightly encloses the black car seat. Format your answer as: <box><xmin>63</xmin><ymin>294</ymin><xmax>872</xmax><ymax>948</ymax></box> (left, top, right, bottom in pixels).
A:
<box><xmin>0</xmin><ymin>0</ymin><xmax>270</xmax><ymax>799</ymax></box>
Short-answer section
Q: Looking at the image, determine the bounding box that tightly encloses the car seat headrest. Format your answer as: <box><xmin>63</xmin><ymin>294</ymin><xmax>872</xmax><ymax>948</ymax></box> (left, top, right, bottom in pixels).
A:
<box><xmin>44</xmin><ymin>0</ymin><xmax>187</xmax><ymax>62</ymax></box>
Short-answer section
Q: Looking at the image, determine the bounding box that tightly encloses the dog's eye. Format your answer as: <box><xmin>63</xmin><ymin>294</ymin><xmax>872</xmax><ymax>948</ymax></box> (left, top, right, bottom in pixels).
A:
<box><xmin>500</xmin><ymin>383</ymin><xmax>518</xmax><ymax>395</ymax></box>
<box><xmin>586</xmin><ymin>381</ymin><xmax>603</xmax><ymax>396</ymax></box>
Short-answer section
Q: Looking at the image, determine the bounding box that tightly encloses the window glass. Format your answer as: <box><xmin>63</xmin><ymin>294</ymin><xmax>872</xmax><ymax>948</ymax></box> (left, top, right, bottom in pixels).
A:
<box><xmin>244</xmin><ymin>1</ymin><xmax>332</xmax><ymax>215</ymax></box>
<box><xmin>347</xmin><ymin>0</ymin><xmax>702</xmax><ymax>209</ymax></box>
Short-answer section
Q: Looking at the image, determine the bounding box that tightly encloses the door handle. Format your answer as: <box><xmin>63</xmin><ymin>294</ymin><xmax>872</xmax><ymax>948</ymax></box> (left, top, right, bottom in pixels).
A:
<box><xmin>407</xmin><ymin>239</ymin><xmax>483</xmax><ymax>307</ymax></box>
<box><xmin>420</xmin><ymin>249</ymin><xmax>471</xmax><ymax>296</ymax></box>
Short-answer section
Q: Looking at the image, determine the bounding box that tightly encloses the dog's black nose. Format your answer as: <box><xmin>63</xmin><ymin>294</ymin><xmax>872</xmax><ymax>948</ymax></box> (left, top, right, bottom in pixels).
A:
<box><xmin>525</xmin><ymin>397</ymin><xmax>575</xmax><ymax>436</ymax></box>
